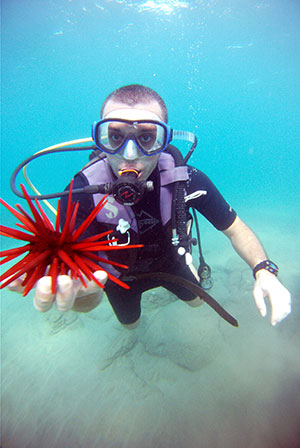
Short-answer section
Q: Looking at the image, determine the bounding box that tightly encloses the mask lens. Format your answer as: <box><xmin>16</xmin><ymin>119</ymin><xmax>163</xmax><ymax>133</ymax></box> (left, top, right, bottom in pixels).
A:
<box><xmin>94</xmin><ymin>120</ymin><xmax>169</xmax><ymax>155</ymax></box>
<box><xmin>97</xmin><ymin>121</ymin><xmax>126</xmax><ymax>153</ymax></box>
<box><xmin>136</xmin><ymin>123</ymin><xmax>165</xmax><ymax>154</ymax></box>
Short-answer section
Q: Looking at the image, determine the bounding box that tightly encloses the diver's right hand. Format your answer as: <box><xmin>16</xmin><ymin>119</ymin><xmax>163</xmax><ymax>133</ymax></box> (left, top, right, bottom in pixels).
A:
<box><xmin>7</xmin><ymin>270</ymin><xmax>108</xmax><ymax>312</ymax></box>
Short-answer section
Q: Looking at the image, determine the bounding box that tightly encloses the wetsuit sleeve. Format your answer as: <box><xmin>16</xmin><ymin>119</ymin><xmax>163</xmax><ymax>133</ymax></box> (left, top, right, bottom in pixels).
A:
<box><xmin>186</xmin><ymin>166</ymin><xmax>237</xmax><ymax>231</ymax></box>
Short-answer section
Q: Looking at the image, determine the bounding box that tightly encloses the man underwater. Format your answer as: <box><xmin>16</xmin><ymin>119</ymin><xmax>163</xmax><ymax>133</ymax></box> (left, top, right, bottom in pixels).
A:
<box><xmin>9</xmin><ymin>84</ymin><xmax>291</xmax><ymax>329</ymax></box>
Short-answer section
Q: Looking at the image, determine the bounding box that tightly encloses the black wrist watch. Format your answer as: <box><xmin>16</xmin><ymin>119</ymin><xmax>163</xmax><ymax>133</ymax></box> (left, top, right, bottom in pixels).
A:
<box><xmin>253</xmin><ymin>260</ymin><xmax>279</xmax><ymax>279</ymax></box>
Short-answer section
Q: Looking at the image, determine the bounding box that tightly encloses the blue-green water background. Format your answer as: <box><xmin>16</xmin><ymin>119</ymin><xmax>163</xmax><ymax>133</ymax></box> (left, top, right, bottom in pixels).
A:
<box><xmin>2</xmin><ymin>0</ymin><xmax>299</xmax><ymax>216</ymax></box>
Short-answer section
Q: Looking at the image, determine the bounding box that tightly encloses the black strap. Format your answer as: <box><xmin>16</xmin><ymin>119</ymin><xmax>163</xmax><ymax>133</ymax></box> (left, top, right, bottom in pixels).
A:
<box><xmin>136</xmin><ymin>272</ymin><xmax>238</xmax><ymax>327</ymax></box>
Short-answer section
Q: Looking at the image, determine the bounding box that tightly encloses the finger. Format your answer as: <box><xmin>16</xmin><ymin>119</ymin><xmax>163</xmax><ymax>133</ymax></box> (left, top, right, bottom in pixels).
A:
<box><xmin>253</xmin><ymin>284</ymin><xmax>267</xmax><ymax>317</ymax></box>
<box><xmin>6</xmin><ymin>275</ymin><xmax>26</xmax><ymax>293</ymax></box>
<box><xmin>34</xmin><ymin>276</ymin><xmax>55</xmax><ymax>312</ymax></box>
<box><xmin>76</xmin><ymin>270</ymin><xmax>108</xmax><ymax>298</ymax></box>
<box><xmin>92</xmin><ymin>270</ymin><xmax>108</xmax><ymax>288</ymax></box>
<box><xmin>271</xmin><ymin>290</ymin><xmax>292</xmax><ymax>326</ymax></box>
<box><xmin>55</xmin><ymin>275</ymin><xmax>77</xmax><ymax>312</ymax></box>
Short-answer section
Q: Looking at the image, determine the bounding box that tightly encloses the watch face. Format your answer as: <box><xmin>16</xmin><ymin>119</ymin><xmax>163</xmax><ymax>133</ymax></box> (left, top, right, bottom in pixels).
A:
<box><xmin>267</xmin><ymin>262</ymin><xmax>279</xmax><ymax>275</ymax></box>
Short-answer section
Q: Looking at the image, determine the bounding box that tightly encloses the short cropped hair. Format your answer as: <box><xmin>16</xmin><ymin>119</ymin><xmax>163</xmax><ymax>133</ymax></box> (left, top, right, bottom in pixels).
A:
<box><xmin>100</xmin><ymin>84</ymin><xmax>168</xmax><ymax>123</ymax></box>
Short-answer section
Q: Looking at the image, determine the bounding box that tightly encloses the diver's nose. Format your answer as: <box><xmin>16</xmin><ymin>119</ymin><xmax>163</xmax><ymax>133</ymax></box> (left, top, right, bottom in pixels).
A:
<box><xmin>122</xmin><ymin>139</ymin><xmax>138</xmax><ymax>160</ymax></box>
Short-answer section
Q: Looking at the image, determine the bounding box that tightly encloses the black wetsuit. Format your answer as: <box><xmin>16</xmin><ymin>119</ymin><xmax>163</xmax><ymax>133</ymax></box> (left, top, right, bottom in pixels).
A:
<box><xmin>61</xmin><ymin>165</ymin><xmax>236</xmax><ymax>324</ymax></box>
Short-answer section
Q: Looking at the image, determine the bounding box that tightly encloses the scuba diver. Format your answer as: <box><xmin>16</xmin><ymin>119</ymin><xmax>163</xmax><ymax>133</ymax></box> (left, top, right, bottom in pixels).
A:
<box><xmin>8</xmin><ymin>84</ymin><xmax>291</xmax><ymax>329</ymax></box>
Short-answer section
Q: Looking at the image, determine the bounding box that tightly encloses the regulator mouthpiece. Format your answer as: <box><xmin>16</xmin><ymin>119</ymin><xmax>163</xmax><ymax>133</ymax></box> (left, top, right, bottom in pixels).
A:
<box><xmin>118</xmin><ymin>169</ymin><xmax>139</xmax><ymax>178</ymax></box>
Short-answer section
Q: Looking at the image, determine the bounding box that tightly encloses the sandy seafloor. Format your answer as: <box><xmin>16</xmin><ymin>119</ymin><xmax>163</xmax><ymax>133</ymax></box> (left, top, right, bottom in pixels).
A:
<box><xmin>1</xmin><ymin>204</ymin><xmax>300</xmax><ymax>448</ymax></box>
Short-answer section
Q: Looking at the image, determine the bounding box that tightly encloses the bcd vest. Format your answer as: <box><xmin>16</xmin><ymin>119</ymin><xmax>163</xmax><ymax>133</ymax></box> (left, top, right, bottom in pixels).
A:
<box><xmin>81</xmin><ymin>152</ymin><xmax>189</xmax><ymax>277</ymax></box>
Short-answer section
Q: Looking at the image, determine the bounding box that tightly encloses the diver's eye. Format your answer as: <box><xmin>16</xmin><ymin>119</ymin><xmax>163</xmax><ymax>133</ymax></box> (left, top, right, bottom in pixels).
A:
<box><xmin>140</xmin><ymin>134</ymin><xmax>152</xmax><ymax>142</ymax></box>
<box><xmin>109</xmin><ymin>132</ymin><xmax>124</xmax><ymax>147</ymax></box>
<box><xmin>138</xmin><ymin>133</ymin><xmax>155</xmax><ymax>148</ymax></box>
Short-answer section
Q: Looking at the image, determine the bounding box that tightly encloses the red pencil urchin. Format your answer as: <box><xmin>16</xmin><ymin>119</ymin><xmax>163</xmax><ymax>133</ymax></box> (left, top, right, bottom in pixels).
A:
<box><xmin>0</xmin><ymin>180</ymin><xmax>142</xmax><ymax>296</ymax></box>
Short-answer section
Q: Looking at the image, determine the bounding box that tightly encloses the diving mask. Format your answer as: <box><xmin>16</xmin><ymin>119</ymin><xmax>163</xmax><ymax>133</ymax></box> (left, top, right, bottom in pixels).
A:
<box><xmin>92</xmin><ymin>118</ymin><xmax>171</xmax><ymax>156</ymax></box>
<box><xmin>92</xmin><ymin>118</ymin><xmax>196</xmax><ymax>158</ymax></box>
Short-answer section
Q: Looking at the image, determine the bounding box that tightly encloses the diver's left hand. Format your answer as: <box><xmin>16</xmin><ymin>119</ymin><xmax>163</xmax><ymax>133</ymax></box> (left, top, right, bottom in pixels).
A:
<box><xmin>252</xmin><ymin>270</ymin><xmax>291</xmax><ymax>326</ymax></box>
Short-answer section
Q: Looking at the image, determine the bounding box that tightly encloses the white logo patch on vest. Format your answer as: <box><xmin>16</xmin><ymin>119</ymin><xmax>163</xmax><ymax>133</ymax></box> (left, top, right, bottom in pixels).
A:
<box><xmin>103</xmin><ymin>196</ymin><xmax>119</xmax><ymax>219</ymax></box>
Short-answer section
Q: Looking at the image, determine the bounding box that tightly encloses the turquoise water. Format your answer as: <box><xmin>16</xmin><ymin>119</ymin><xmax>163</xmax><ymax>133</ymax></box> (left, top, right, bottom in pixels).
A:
<box><xmin>2</xmin><ymin>0</ymin><xmax>299</xmax><ymax>208</ymax></box>
<box><xmin>1</xmin><ymin>1</ymin><xmax>300</xmax><ymax>448</ymax></box>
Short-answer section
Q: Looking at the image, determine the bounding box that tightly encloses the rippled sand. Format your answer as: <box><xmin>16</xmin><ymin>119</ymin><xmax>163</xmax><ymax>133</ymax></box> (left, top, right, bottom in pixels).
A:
<box><xmin>1</xmin><ymin>210</ymin><xmax>300</xmax><ymax>448</ymax></box>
